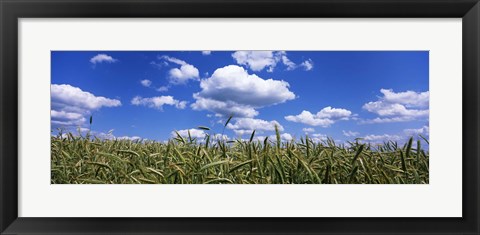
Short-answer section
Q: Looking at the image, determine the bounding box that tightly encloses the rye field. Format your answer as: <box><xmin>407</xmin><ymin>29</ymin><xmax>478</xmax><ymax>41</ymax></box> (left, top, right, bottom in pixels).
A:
<box><xmin>51</xmin><ymin>126</ymin><xmax>429</xmax><ymax>184</ymax></box>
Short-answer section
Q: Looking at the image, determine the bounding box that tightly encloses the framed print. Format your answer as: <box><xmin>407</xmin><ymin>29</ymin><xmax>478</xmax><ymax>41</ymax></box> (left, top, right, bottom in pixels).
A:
<box><xmin>1</xmin><ymin>0</ymin><xmax>479</xmax><ymax>234</ymax></box>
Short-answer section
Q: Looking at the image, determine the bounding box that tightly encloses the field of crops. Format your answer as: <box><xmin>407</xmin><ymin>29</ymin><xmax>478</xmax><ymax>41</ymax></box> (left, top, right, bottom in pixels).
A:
<box><xmin>51</xmin><ymin>126</ymin><xmax>429</xmax><ymax>184</ymax></box>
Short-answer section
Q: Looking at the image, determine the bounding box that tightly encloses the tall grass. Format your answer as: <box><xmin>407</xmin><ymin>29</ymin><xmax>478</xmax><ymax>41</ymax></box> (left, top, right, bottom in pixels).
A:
<box><xmin>51</xmin><ymin>128</ymin><xmax>429</xmax><ymax>184</ymax></box>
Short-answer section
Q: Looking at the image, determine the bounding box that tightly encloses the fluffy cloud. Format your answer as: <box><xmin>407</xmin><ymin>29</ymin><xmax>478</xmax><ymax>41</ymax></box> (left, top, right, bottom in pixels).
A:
<box><xmin>202</xmin><ymin>51</ymin><xmax>211</xmax><ymax>55</ymax></box>
<box><xmin>232</xmin><ymin>51</ymin><xmax>278</xmax><ymax>71</ymax></box>
<box><xmin>302</xmin><ymin>127</ymin><xmax>315</xmax><ymax>133</ymax></box>
<box><xmin>172</xmin><ymin>129</ymin><xmax>206</xmax><ymax>139</ymax></box>
<box><xmin>343</xmin><ymin>130</ymin><xmax>359</xmax><ymax>137</ymax></box>
<box><xmin>279</xmin><ymin>133</ymin><xmax>293</xmax><ymax>141</ymax></box>
<box><xmin>191</xmin><ymin>97</ymin><xmax>259</xmax><ymax>118</ymax></box>
<box><xmin>362</xmin><ymin>89</ymin><xmax>429</xmax><ymax>124</ymax></box>
<box><xmin>285</xmin><ymin>107</ymin><xmax>352</xmax><ymax>127</ymax></box>
<box><xmin>363</xmin><ymin>102</ymin><xmax>428</xmax><ymax>118</ymax></box>
<box><xmin>168</xmin><ymin>65</ymin><xmax>199</xmax><ymax>84</ymax></box>
<box><xmin>231</xmin><ymin>51</ymin><xmax>313</xmax><ymax>72</ymax></box>
<box><xmin>51</xmin><ymin>84</ymin><xmax>121</xmax><ymax>128</ymax></box>
<box><xmin>140</xmin><ymin>79</ymin><xmax>152</xmax><ymax>87</ymax></box>
<box><xmin>404</xmin><ymin>126</ymin><xmax>429</xmax><ymax>136</ymax></box>
<box><xmin>131</xmin><ymin>95</ymin><xmax>187</xmax><ymax>110</ymax></box>
<box><xmin>381</xmin><ymin>89</ymin><xmax>429</xmax><ymax>107</ymax></box>
<box><xmin>227</xmin><ymin>118</ymin><xmax>284</xmax><ymax>135</ymax></box>
<box><xmin>267</xmin><ymin>133</ymin><xmax>294</xmax><ymax>142</ymax></box>
<box><xmin>159</xmin><ymin>55</ymin><xmax>199</xmax><ymax>84</ymax></box>
<box><xmin>191</xmin><ymin>65</ymin><xmax>295</xmax><ymax>117</ymax></box>
<box><xmin>310</xmin><ymin>133</ymin><xmax>328</xmax><ymax>143</ymax></box>
<box><xmin>90</xmin><ymin>54</ymin><xmax>117</xmax><ymax>64</ymax></box>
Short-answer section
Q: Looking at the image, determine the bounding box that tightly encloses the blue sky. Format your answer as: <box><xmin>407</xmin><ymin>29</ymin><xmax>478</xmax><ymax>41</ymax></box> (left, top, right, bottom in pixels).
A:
<box><xmin>51</xmin><ymin>51</ymin><xmax>429</xmax><ymax>144</ymax></box>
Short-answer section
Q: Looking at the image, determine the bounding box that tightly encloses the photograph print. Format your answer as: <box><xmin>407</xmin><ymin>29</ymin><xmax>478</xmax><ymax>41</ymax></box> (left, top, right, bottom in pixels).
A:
<box><xmin>51</xmin><ymin>51</ymin><xmax>429</xmax><ymax>184</ymax></box>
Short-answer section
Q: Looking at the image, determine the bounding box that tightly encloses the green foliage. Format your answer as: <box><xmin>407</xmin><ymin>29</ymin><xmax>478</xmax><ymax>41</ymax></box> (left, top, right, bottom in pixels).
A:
<box><xmin>51</xmin><ymin>133</ymin><xmax>429</xmax><ymax>184</ymax></box>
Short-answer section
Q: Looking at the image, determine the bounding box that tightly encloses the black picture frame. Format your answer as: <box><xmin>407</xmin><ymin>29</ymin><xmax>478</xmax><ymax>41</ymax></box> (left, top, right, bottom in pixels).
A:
<box><xmin>1</xmin><ymin>0</ymin><xmax>479</xmax><ymax>234</ymax></box>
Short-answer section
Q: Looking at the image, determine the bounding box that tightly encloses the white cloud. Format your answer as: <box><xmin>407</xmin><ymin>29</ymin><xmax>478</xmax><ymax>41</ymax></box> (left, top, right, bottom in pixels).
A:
<box><xmin>156</xmin><ymin>86</ymin><xmax>169</xmax><ymax>92</ymax></box>
<box><xmin>285</xmin><ymin>107</ymin><xmax>352</xmax><ymax>127</ymax></box>
<box><xmin>310</xmin><ymin>133</ymin><xmax>328</xmax><ymax>143</ymax></box>
<box><xmin>381</xmin><ymin>89</ymin><xmax>429</xmax><ymax>107</ymax></box>
<box><xmin>363</xmin><ymin>102</ymin><xmax>428</xmax><ymax>117</ymax></box>
<box><xmin>300</xmin><ymin>59</ymin><xmax>314</xmax><ymax>71</ymax></box>
<box><xmin>191</xmin><ymin>96</ymin><xmax>259</xmax><ymax>118</ymax></box>
<box><xmin>117</xmin><ymin>136</ymin><xmax>142</xmax><ymax>141</ymax></box>
<box><xmin>90</xmin><ymin>54</ymin><xmax>117</xmax><ymax>64</ymax></box>
<box><xmin>269</xmin><ymin>133</ymin><xmax>294</xmax><ymax>142</ymax></box>
<box><xmin>54</xmin><ymin>128</ymin><xmax>147</xmax><ymax>142</ymax></box>
<box><xmin>213</xmin><ymin>134</ymin><xmax>229</xmax><ymax>141</ymax></box>
<box><xmin>160</xmin><ymin>55</ymin><xmax>188</xmax><ymax>66</ymax></box>
<box><xmin>131</xmin><ymin>95</ymin><xmax>187</xmax><ymax>110</ymax></box>
<box><xmin>360</xmin><ymin>134</ymin><xmax>402</xmax><ymax>144</ymax></box>
<box><xmin>232</xmin><ymin>51</ymin><xmax>279</xmax><ymax>71</ymax></box>
<box><xmin>280</xmin><ymin>133</ymin><xmax>293</xmax><ymax>141</ymax></box>
<box><xmin>361</xmin><ymin>116</ymin><xmax>416</xmax><ymax>124</ymax></box>
<box><xmin>302</xmin><ymin>127</ymin><xmax>315</xmax><ymax>133</ymax></box>
<box><xmin>227</xmin><ymin>118</ymin><xmax>283</xmax><ymax>136</ymax></box>
<box><xmin>168</xmin><ymin>64</ymin><xmax>200</xmax><ymax>84</ymax></box>
<box><xmin>404</xmin><ymin>126</ymin><xmax>429</xmax><ymax>136</ymax></box>
<box><xmin>51</xmin><ymin>110</ymin><xmax>84</xmax><ymax>121</ymax></box>
<box><xmin>362</xmin><ymin>89</ymin><xmax>429</xmax><ymax>124</ymax></box>
<box><xmin>191</xmin><ymin>65</ymin><xmax>295</xmax><ymax>117</ymax></box>
<box><xmin>202</xmin><ymin>51</ymin><xmax>211</xmax><ymax>55</ymax></box>
<box><xmin>231</xmin><ymin>51</ymin><xmax>313</xmax><ymax>72</ymax></box>
<box><xmin>52</xmin><ymin>84</ymin><xmax>121</xmax><ymax>110</ymax></box>
<box><xmin>51</xmin><ymin>84</ymin><xmax>121</xmax><ymax>128</ymax></box>
<box><xmin>343</xmin><ymin>130</ymin><xmax>360</xmax><ymax>137</ymax></box>
<box><xmin>172</xmin><ymin>129</ymin><xmax>206</xmax><ymax>139</ymax></box>
<box><xmin>159</xmin><ymin>55</ymin><xmax>200</xmax><ymax>84</ymax></box>
<box><xmin>140</xmin><ymin>79</ymin><xmax>152</xmax><ymax>87</ymax></box>
<box><xmin>280</xmin><ymin>53</ymin><xmax>296</xmax><ymax>71</ymax></box>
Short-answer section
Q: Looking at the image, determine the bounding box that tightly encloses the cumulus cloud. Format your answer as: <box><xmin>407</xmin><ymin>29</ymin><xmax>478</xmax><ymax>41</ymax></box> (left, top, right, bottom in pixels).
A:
<box><xmin>158</xmin><ymin>55</ymin><xmax>200</xmax><ymax>85</ymax></box>
<box><xmin>192</xmin><ymin>97</ymin><xmax>259</xmax><ymax>118</ymax></box>
<box><xmin>231</xmin><ymin>51</ymin><xmax>313</xmax><ymax>72</ymax></box>
<box><xmin>232</xmin><ymin>51</ymin><xmax>278</xmax><ymax>71</ymax></box>
<box><xmin>140</xmin><ymin>79</ymin><xmax>152</xmax><ymax>87</ymax></box>
<box><xmin>310</xmin><ymin>133</ymin><xmax>328</xmax><ymax>143</ymax></box>
<box><xmin>303</xmin><ymin>127</ymin><xmax>315</xmax><ymax>133</ymax></box>
<box><xmin>343</xmin><ymin>130</ymin><xmax>359</xmax><ymax>137</ymax></box>
<box><xmin>381</xmin><ymin>89</ymin><xmax>429</xmax><ymax>107</ymax></box>
<box><xmin>191</xmin><ymin>65</ymin><xmax>295</xmax><ymax>117</ymax></box>
<box><xmin>202</xmin><ymin>51</ymin><xmax>211</xmax><ymax>55</ymax></box>
<box><xmin>404</xmin><ymin>126</ymin><xmax>429</xmax><ymax>136</ymax></box>
<box><xmin>51</xmin><ymin>84</ymin><xmax>121</xmax><ymax>128</ymax></box>
<box><xmin>279</xmin><ymin>133</ymin><xmax>293</xmax><ymax>141</ymax></box>
<box><xmin>172</xmin><ymin>129</ymin><xmax>206</xmax><ymax>139</ymax></box>
<box><xmin>227</xmin><ymin>118</ymin><xmax>283</xmax><ymax>136</ymax></box>
<box><xmin>90</xmin><ymin>54</ymin><xmax>117</xmax><ymax>64</ymax></box>
<box><xmin>285</xmin><ymin>106</ymin><xmax>352</xmax><ymax>127</ymax></box>
<box><xmin>131</xmin><ymin>95</ymin><xmax>187</xmax><ymax>110</ymax></box>
<box><xmin>362</xmin><ymin>89</ymin><xmax>429</xmax><ymax>124</ymax></box>
<box><xmin>268</xmin><ymin>133</ymin><xmax>294</xmax><ymax>142</ymax></box>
